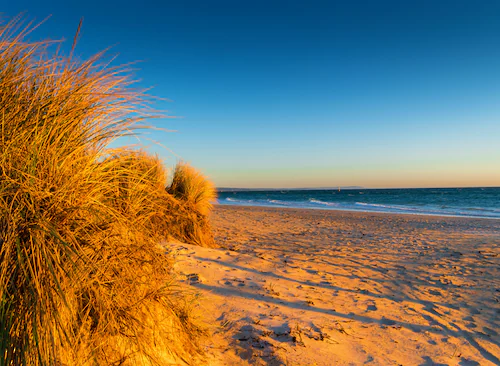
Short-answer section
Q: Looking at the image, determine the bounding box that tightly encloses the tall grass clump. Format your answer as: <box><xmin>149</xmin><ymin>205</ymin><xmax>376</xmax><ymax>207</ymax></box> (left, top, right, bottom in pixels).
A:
<box><xmin>166</xmin><ymin>162</ymin><xmax>217</xmax><ymax>248</ymax></box>
<box><xmin>0</xmin><ymin>17</ymin><xmax>206</xmax><ymax>365</ymax></box>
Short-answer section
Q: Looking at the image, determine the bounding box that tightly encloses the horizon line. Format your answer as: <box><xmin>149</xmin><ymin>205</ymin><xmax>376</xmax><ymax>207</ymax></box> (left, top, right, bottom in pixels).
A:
<box><xmin>216</xmin><ymin>185</ymin><xmax>500</xmax><ymax>191</ymax></box>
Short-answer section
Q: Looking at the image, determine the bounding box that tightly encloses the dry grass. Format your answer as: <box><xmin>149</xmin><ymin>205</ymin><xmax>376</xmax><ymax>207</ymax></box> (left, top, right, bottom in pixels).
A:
<box><xmin>0</xmin><ymin>17</ymin><xmax>209</xmax><ymax>365</ymax></box>
<box><xmin>166</xmin><ymin>163</ymin><xmax>218</xmax><ymax>248</ymax></box>
<box><xmin>168</xmin><ymin>163</ymin><xmax>217</xmax><ymax>217</ymax></box>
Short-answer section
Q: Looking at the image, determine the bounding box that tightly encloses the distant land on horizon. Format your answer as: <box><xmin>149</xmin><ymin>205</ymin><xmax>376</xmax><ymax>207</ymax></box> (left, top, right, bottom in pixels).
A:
<box><xmin>217</xmin><ymin>186</ymin><xmax>364</xmax><ymax>192</ymax></box>
<box><xmin>216</xmin><ymin>186</ymin><xmax>500</xmax><ymax>192</ymax></box>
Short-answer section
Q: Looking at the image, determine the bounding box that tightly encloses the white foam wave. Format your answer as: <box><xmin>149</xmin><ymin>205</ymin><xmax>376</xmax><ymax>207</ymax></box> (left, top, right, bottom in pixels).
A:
<box><xmin>269</xmin><ymin>199</ymin><xmax>288</xmax><ymax>204</ymax></box>
<box><xmin>309</xmin><ymin>199</ymin><xmax>338</xmax><ymax>206</ymax></box>
<box><xmin>222</xmin><ymin>197</ymin><xmax>254</xmax><ymax>203</ymax></box>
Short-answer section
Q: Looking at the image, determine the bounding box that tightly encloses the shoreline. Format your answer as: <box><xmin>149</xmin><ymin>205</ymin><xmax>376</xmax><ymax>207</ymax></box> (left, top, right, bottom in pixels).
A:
<box><xmin>175</xmin><ymin>205</ymin><xmax>500</xmax><ymax>365</ymax></box>
<box><xmin>216</xmin><ymin>203</ymin><xmax>500</xmax><ymax>221</ymax></box>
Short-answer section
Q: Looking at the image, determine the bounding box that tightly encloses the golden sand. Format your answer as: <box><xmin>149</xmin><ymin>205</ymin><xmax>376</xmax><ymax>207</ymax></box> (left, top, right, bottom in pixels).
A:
<box><xmin>172</xmin><ymin>205</ymin><xmax>500</xmax><ymax>365</ymax></box>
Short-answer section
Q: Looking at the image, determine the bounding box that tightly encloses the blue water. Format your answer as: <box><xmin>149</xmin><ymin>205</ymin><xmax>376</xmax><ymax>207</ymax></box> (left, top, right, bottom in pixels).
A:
<box><xmin>217</xmin><ymin>187</ymin><xmax>500</xmax><ymax>219</ymax></box>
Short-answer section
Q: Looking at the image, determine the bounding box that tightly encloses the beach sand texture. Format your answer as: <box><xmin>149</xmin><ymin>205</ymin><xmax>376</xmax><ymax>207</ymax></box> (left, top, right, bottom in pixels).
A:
<box><xmin>172</xmin><ymin>206</ymin><xmax>500</xmax><ymax>365</ymax></box>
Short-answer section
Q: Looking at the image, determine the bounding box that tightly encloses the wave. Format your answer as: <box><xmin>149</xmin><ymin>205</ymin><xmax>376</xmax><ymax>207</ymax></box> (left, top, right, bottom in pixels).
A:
<box><xmin>220</xmin><ymin>198</ymin><xmax>293</xmax><ymax>207</ymax></box>
<box><xmin>217</xmin><ymin>197</ymin><xmax>500</xmax><ymax>219</ymax></box>
<box><xmin>463</xmin><ymin>206</ymin><xmax>500</xmax><ymax>213</ymax></box>
<box><xmin>352</xmin><ymin>202</ymin><xmax>500</xmax><ymax>218</ymax></box>
<box><xmin>353</xmin><ymin>202</ymin><xmax>446</xmax><ymax>214</ymax></box>
<box><xmin>308</xmin><ymin>198</ymin><xmax>338</xmax><ymax>206</ymax></box>
<box><xmin>268</xmin><ymin>199</ymin><xmax>290</xmax><ymax>205</ymax></box>
<box><xmin>354</xmin><ymin>202</ymin><xmax>429</xmax><ymax>212</ymax></box>
<box><xmin>225</xmin><ymin>197</ymin><xmax>255</xmax><ymax>203</ymax></box>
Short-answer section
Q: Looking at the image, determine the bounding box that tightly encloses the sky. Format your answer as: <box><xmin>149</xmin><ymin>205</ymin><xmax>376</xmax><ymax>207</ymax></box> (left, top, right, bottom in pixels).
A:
<box><xmin>4</xmin><ymin>1</ymin><xmax>500</xmax><ymax>188</ymax></box>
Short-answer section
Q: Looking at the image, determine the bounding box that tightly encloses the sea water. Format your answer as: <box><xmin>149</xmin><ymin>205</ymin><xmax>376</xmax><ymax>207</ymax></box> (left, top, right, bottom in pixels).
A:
<box><xmin>217</xmin><ymin>187</ymin><xmax>500</xmax><ymax>219</ymax></box>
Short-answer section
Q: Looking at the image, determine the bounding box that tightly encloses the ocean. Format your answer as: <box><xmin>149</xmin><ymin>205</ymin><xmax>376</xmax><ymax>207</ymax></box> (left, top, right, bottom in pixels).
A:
<box><xmin>217</xmin><ymin>187</ymin><xmax>500</xmax><ymax>219</ymax></box>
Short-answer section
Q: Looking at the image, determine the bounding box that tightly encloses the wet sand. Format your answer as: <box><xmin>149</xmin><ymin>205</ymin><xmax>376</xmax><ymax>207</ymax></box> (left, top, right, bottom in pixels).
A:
<box><xmin>173</xmin><ymin>205</ymin><xmax>500</xmax><ymax>365</ymax></box>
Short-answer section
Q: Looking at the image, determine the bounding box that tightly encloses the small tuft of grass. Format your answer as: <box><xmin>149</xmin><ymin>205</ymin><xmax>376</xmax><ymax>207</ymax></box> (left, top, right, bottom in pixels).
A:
<box><xmin>290</xmin><ymin>324</ymin><xmax>305</xmax><ymax>347</ymax></box>
<box><xmin>265</xmin><ymin>282</ymin><xmax>281</xmax><ymax>297</ymax></box>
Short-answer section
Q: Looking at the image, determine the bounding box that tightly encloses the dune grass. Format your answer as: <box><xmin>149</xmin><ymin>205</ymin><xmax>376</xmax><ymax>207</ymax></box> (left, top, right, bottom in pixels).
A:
<box><xmin>168</xmin><ymin>163</ymin><xmax>217</xmax><ymax>217</ymax></box>
<box><xmin>166</xmin><ymin>163</ymin><xmax>218</xmax><ymax>248</ymax></box>
<box><xmin>0</xmin><ymin>17</ymin><xmax>211</xmax><ymax>365</ymax></box>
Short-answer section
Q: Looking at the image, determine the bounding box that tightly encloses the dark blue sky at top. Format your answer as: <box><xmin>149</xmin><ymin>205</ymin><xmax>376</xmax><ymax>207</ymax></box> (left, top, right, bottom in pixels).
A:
<box><xmin>3</xmin><ymin>1</ymin><xmax>500</xmax><ymax>187</ymax></box>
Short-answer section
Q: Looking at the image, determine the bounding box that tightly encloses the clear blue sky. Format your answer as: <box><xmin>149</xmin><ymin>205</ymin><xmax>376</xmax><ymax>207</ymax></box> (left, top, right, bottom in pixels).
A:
<box><xmin>4</xmin><ymin>1</ymin><xmax>500</xmax><ymax>188</ymax></box>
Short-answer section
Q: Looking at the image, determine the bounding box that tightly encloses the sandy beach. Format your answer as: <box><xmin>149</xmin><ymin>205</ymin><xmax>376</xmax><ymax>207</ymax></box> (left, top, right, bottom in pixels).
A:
<box><xmin>172</xmin><ymin>205</ymin><xmax>500</xmax><ymax>365</ymax></box>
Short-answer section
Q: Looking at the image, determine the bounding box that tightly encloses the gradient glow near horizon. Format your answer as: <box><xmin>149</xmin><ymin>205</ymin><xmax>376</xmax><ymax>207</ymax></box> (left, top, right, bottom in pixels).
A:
<box><xmin>5</xmin><ymin>1</ymin><xmax>500</xmax><ymax>188</ymax></box>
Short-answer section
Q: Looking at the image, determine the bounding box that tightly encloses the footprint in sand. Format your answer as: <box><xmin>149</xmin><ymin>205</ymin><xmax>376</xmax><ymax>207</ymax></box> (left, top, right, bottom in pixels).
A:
<box><xmin>380</xmin><ymin>317</ymin><xmax>397</xmax><ymax>326</ymax></box>
<box><xmin>186</xmin><ymin>273</ymin><xmax>204</xmax><ymax>284</ymax></box>
<box><xmin>428</xmin><ymin>289</ymin><xmax>442</xmax><ymax>296</ymax></box>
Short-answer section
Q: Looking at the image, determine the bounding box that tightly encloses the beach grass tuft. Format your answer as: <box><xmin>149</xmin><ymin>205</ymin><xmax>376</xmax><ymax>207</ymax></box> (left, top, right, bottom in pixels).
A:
<box><xmin>0</xmin><ymin>16</ymin><xmax>208</xmax><ymax>365</ymax></box>
<box><xmin>168</xmin><ymin>162</ymin><xmax>217</xmax><ymax>217</ymax></box>
<box><xmin>166</xmin><ymin>162</ymin><xmax>218</xmax><ymax>248</ymax></box>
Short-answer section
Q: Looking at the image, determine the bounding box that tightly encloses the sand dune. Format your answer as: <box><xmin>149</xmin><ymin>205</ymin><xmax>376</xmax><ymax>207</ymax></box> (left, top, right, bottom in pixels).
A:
<box><xmin>171</xmin><ymin>206</ymin><xmax>500</xmax><ymax>365</ymax></box>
